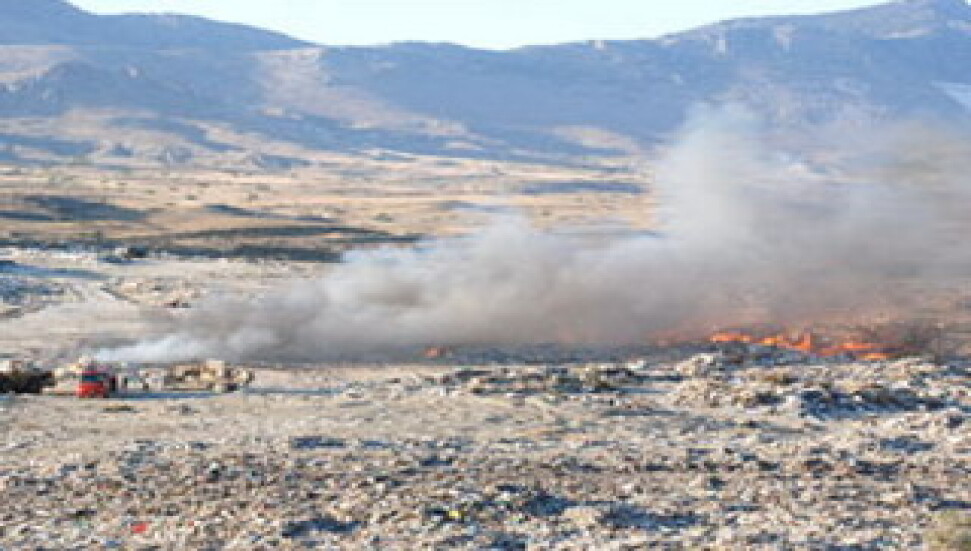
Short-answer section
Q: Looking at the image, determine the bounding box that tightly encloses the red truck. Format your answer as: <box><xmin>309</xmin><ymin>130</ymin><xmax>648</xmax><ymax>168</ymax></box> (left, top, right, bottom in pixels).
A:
<box><xmin>77</xmin><ymin>369</ymin><xmax>117</xmax><ymax>399</ymax></box>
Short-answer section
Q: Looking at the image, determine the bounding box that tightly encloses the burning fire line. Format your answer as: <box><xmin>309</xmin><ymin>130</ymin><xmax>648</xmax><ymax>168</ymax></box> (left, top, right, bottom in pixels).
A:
<box><xmin>709</xmin><ymin>330</ymin><xmax>892</xmax><ymax>361</ymax></box>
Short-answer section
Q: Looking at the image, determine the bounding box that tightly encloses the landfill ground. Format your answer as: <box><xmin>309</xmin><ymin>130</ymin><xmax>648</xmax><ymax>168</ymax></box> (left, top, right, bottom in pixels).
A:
<box><xmin>0</xmin><ymin>245</ymin><xmax>968</xmax><ymax>549</ymax></box>
<box><xmin>1</xmin><ymin>345</ymin><xmax>970</xmax><ymax>549</ymax></box>
<box><xmin>0</xmin><ymin>191</ymin><xmax>969</xmax><ymax>548</ymax></box>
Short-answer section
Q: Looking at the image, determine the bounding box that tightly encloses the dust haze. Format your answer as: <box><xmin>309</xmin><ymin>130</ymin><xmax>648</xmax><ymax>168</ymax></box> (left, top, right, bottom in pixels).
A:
<box><xmin>100</xmin><ymin>106</ymin><xmax>971</xmax><ymax>362</ymax></box>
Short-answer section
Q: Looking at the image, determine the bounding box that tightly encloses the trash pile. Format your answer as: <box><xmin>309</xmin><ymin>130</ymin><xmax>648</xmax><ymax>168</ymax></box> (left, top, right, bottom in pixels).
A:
<box><xmin>0</xmin><ymin>349</ymin><xmax>968</xmax><ymax>549</ymax></box>
<box><xmin>39</xmin><ymin>358</ymin><xmax>257</xmax><ymax>396</ymax></box>
<box><xmin>670</xmin><ymin>351</ymin><xmax>966</xmax><ymax>418</ymax></box>
<box><xmin>423</xmin><ymin>363</ymin><xmax>647</xmax><ymax>396</ymax></box>
<box><xmin>422</xmin><ymin>344</ymin><xmax>660</xmax><ymax>366</ymax></box>
<box><xmin>0</xmin><ymin>359</ymin><xmax>52</xmax><ymax>394</ymax></box>
<box><xmin>138</xmin><ymin>360</ymin><xmax>255</xmax><ymax>393</ymax></box>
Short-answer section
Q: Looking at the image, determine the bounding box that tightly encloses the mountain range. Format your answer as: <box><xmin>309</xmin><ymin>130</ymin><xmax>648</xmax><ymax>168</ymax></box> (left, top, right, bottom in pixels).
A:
<box><xmin>0</xmin><ymin>0</ymin><xmax>969</xmax><ymax>168</ymax></box>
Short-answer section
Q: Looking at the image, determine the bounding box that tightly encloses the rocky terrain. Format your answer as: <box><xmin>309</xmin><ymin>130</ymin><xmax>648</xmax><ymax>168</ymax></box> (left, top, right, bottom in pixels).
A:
<box><xmin>1</xmin><ymin>348</ymin><xmax>969</xmax><ymax>549</ymax></box>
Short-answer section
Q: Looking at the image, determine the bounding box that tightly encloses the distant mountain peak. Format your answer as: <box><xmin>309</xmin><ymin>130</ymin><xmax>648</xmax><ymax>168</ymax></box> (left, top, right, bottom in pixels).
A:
<box><xmin>901</xmin><ymin>0</ymin><xmax>968</xmax><ymax>9</ymax></box>
<box><xmin>898</xmin><ymin>0</ymin><xmax>971</xmax><ymax>17</ymax></box>
<box><xmin>665</xmin><ymin>0</ymin><xmax>971</xmax><ymax>47</ymax></box>
<box><xmin>0</xmin><ymin>0</ymin><xmax>305</xmax><ymax>50</ymax></box>
<box><xmin>0</xmin><ymin>0</ymin><xmax>81</xmax><ymax>15</ymax></box>
<box><xmin>829</xmin><ymin>0</ymin><xmax>971</xmax><ymax>36</ymax></box>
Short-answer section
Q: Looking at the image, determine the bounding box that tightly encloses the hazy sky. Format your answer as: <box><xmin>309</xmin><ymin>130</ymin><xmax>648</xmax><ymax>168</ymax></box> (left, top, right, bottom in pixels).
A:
<box><xmin>72</xmin><ymin>0</ymin><xmax>883</xmax><ymax>49</ymax></box>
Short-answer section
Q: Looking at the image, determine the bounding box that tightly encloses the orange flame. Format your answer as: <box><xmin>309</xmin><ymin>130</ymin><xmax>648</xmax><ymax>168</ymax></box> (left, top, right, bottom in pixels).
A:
<box><xmin>710</xmin><ymin>330</ymin><xmax>891</xmax><ymax>360</ymax></box>
<box><xmin>424</xmin><ymin>346</ymin><xmax>450</xmax><ymax>359</ymax></box>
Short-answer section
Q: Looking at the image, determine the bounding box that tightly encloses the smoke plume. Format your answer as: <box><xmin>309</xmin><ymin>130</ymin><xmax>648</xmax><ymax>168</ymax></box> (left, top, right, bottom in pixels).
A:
<box><xmin>101</xmin><ymin>106</ymin><xmax>971</xmax><ymax>362</ymax></box>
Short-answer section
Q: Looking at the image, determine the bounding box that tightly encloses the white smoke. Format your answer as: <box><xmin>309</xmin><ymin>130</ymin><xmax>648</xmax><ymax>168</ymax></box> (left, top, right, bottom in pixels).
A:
<box><xmin>100</xmin><ymin>105</ymin><xmax>971</xmax><ymax>362</ymax></box>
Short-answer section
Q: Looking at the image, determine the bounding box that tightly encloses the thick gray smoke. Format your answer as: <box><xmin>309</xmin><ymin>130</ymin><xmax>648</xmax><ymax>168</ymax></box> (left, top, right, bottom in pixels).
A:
<box><xmin>101</xmin><ymin>106</ymin><xmax>971</xmax><ymax>362</ymax></box>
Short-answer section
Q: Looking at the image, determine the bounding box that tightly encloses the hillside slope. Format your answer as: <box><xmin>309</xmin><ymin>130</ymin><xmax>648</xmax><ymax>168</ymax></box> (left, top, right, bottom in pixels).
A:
<box><xmin>0</xmin><ymin>0</ymin><xmax>968</xmax><ymax>167</ymax></box>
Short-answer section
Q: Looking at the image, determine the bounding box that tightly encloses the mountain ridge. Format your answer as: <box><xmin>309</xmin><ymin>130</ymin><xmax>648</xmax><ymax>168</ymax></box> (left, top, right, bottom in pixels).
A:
<box><xmin>0</xmin><ymin>0</ymin><xmax>306</xmax><ymax>50</ymax></box>
<box><xmin>0</xmin><ymin>0</ymin><xmax>968</xmax><ymax>168</ymax></box>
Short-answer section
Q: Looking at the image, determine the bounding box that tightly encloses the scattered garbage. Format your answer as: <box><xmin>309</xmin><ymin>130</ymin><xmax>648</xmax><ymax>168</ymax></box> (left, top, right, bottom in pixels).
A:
<box><xmin>102</xmin><ymin>405</ymin><xmax>137</xmax><ymax>413</ymax></box>
<box><xmin>0</xmin><ymin>359</ymin><xmax>53</xmax><ymax>394</ymax></box>
<box><xmin>40</xmin><ymin>357</ymin><xmax>256</xmax><ymax>397</ymax></box>
<box><xmin>139</xmin><ymin>360</ymin><xmax>255</xmax><ymax>393</ymax></box>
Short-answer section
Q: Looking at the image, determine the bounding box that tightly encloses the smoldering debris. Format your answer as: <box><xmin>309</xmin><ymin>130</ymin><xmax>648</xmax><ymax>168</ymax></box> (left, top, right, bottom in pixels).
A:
<box><xmin>100</xmin><ymin>106</ymin><xmax>971</xmax><ymax>363</ymax></box>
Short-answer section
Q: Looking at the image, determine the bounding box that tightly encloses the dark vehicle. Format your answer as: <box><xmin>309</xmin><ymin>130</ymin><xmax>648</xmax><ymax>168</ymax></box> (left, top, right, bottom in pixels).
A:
<box><xmin>0</xmin><ymin>370</ymin><xmax>53</xmax><ymax>394</ymax></box>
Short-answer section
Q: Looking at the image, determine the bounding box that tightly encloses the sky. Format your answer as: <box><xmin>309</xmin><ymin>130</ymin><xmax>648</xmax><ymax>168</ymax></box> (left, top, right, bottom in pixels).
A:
<box><xmin>71</xmin><ymin>0</ymin><xmax>884</xmax><ymax>49</ymax></box>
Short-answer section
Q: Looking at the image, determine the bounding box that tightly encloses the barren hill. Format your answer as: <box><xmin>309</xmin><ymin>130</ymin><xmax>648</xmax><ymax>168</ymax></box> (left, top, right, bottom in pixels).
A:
<box><xmin>0</xmin><ymin>0</ymin><xmax>969</xmax><ymax>167</ymax></box>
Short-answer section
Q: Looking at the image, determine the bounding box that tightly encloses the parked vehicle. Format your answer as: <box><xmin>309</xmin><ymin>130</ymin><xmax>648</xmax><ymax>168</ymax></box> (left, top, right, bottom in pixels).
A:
<box><xmin>77</xmin><ymin>369</ymin><xmax>115</xmax><ymax>399</ymax></box>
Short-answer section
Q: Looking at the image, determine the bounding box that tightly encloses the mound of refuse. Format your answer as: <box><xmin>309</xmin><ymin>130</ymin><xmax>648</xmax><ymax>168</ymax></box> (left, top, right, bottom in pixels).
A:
<box><xmin>0</xmin><ymin>360</ymin><xmax>53</xmax><ymax>394</ymax></box>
